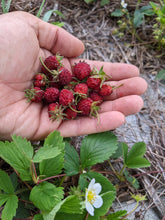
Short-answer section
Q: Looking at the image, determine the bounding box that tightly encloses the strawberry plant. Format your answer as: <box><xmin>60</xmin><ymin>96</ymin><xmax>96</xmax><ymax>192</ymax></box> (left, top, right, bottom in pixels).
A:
<box><xmin>0</xmin><ymin>131</ymin><xmax>150</xmax><ymax>219</ymax></box>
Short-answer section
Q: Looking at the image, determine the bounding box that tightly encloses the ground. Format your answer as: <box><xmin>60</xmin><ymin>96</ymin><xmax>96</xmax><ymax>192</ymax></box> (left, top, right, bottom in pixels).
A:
<box><xmin>0</xmin><ymin>0</ymin><xmax>165</xmax><ymax>219</ymax></box>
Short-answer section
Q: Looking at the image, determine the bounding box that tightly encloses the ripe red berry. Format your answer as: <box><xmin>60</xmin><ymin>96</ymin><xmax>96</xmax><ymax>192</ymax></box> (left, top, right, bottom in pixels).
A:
<box><xmin>58</xmin><ymin>67</ymin><xmax>72</xmax><ymax>86</ymax></box>
<box><xmin>34</xmin><ymin>73</ymin><xmax>47</xmax><ymax>87</ymax></box>
<box><xmin>74</xmin><ymin>83</ymin><xmax>88</xmax><ymax>95</ymax></box>
<box><xmin>44</xmin><ymin>87</ymin><xmax>60</xmax><ymax>103</ymax></box>
<box><xmin>41</xmin><ymin>55</ymin><xmax>63</xmax><ymax>77</ymax></box>
<box><xmin>73</xmin><ymin>61</ymin><xmax>91</xmax><ymax>80</ymax></box>
<box><xmin>48</xmin><ymin>103</ymin><xmax>60</xmax><ymax>118</ymax></box>
<box><xmin>99</xmin><ymin>84</ymin><xmax>112</xmax><ymax>96</ymax></box>
<box><xmin>89</xmin><ymin>92</ymin><xmax>103</xmax><ymax>106</ymax></box>
<box><xmin>86</xmin><ymin>77</ymin><xmax>101</xmax><ymax>89</ymax></box>
<box><xmin>64</xmin><ymin>105</ymin><xmax>77</xmax><ymax>120</ymax></box>
<box><xmin>77</xmin><ymin>98</ymin><xmax>93</xmax><ymax>116</ymax></box>
<box><xmin>25</xmin><ymin>87</ymin><xmax>44</xmax><ymax>103</ymax></box>
<box><xmin>59</xmin><ymin>89</ymin><xmax>74</xmax><ymax>106</ymax></box>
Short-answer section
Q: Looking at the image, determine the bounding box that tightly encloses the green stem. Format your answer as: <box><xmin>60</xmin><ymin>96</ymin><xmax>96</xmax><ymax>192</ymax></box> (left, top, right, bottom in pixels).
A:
<box><xmin>59</xmin><ymin>175</ymin><xmax>66</xmax><ymax>187</ymax></box>
<box><xmin>119</xmin><ymin>164</ymin><xmax>126</xmax><ymax>176</ymax></box>
<box><xmin>37</xmin><ymin>173</ymin><xmax>66</xmax><ymax>184</ymax></box>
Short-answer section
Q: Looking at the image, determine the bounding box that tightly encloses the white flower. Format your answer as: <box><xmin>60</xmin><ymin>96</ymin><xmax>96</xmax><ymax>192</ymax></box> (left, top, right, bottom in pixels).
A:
<box><xmin>85</xmin><ymin>178</ymin><xmax>103</xmax><ymax>216</ymax></box>
<box><xmin>121</xmin><ymin>0</ymin><xmax>127</xmax><ymax>8</ymax></box>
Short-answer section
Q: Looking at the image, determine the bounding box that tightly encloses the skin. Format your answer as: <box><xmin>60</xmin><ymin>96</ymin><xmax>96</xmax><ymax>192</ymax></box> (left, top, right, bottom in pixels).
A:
<box><xmin>0</xmin><ymin>11</ymin><xmax>147</xmax><ymax>141</ymax></box>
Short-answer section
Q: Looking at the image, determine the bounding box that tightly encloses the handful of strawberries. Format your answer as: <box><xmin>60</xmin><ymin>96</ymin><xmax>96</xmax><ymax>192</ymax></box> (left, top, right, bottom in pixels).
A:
<box><xmin>25</xmin><ymin>54</ymin><xmax>118</xmax><ymax>121</ymax></box>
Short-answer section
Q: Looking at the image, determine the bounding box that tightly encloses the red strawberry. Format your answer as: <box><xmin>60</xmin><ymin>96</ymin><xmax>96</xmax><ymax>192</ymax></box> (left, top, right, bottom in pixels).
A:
<box><xmin>64</xmin><ymin>105</ymin><xmax>77</xmax><ymax>120</ymax></box>
<box><xmin>59</xmin><ymin>89</ymin><xmax>74</xmax><ymax>106</ymax></box>
<box><xmin>44</xmin><ymin>87</ymin><xmax>60</xmax><ymax>103</ymax></box>
<box><xmin>89</xmin><ymin>92</ymin><xmax>103</xmax><ymax>106</ymax></box>
<box><xmin>48</xmin><ymin>103</ymin><xmax>64</xmax><ymax>121</ymax></box>
<box><xmin>77</xmin><ymin>98</ymin><xmax>93</xmax><ymax>116</ymax></box>
<box><xmin>41</xmin><ymin>55</ymin><xmax>63</xmax><ymax>77</ymax></box>
<box><xmin>86</xmin><ymin>77</ymin><xmax>101</xmax><ymax>89</ymax></box>
<box><xmin>58</xmin><ymin>67</ymin><xmax>72</xmax><ymax>86</ymax></box>
<box><xmin>99</xmin><ymin>84</ymin><xmax>112</xmax><ymax>96</ymax></box>
<box><xmin>73</xmin><ymin>61</ymin><xmax>91</xmax><ymax>80</ymax></box>
<box><xmin>25</xmin><ymin>87</ymin><xmax>44</xmax><ymax>103</ymax></box>
<box><xmin>74</xmin><ymin>83</ymin><xmax>88</xmax><ymax>95</ymax></box>
<box><xmin>34</xmin><ymin>73</ymin><xmax>48</xmax><ymax>88</ymax></box>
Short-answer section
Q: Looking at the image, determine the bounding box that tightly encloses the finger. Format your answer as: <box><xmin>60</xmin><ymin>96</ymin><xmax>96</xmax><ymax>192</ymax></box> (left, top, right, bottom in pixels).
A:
<box><xmin>57</xmin><ymin>111</ymin><xmax>125</xmax><ymax>137</ymax></box>
<box><xmin>69</xmin><ymin>59</ymin><xmax>139</xmax><ymax>80</ymax></box>
<box><xmin>21</xmin><ymin>12</ymin><xmax>85</xmax><ymax>57</ymax></box>
<box><xmin>104</xmin><ymin>77</ymin><xmax>148</xmax><ymax>100</ymax></box>
<box><xmin>99</xmin><ymin>95</ymin><xmax>144</xmax><ymax>116</ymax></box>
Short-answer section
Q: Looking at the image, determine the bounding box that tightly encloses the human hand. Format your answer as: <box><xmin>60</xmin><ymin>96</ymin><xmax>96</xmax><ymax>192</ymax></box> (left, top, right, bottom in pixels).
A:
<box><xmin>0</xmin><ymin>11</ymin><xmax>147</xmax><ymax>141</ymax></box>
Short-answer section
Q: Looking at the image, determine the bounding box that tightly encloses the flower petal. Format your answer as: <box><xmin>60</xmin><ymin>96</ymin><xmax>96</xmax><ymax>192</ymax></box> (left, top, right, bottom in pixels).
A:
<box><xmin>86</xmin><ymin>201</ymin><xmax>94</xmax><ymax>216</ymax></box>
<box><xmin>93</xmin><ymin>183</ymin><xmax>102</xmax><ymax>195</ymax></box>
<box><xmin>88</xmin><ymin>178</ymin><xmax>95</xmax><ymax>190</ymax></box>
<box><xmin>93</xmin><ymin>195</ymin><xmax>103</xmax><ymax>208</ymax></box>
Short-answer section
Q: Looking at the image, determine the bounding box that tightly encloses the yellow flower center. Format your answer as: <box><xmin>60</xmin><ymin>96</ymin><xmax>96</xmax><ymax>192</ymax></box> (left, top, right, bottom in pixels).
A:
<box><xmin>87</xmin><ymin>190</ymin><xmax>96</xmax><ymax>204</ymax></box>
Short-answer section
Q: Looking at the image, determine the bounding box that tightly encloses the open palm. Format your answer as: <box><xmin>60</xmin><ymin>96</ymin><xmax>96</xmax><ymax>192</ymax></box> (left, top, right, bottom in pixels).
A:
<box><xmin>0</xmin><ymin>11</ymin><xmax>147</xmax><ymax>141</ymax></box>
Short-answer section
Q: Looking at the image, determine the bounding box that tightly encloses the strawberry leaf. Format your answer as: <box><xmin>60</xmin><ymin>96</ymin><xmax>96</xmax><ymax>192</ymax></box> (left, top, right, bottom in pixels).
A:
<box><xmin>30</xmin><ymin>181</ymin><xmax>64</xmax><ymax>212</ymax></box>
<box><xmin>64</xmin><ymin>142</ymin><xmax>80</xmax><ymax>176</ymax></box>
<box><xmin>1</xmin><ymin>194</ymin><xmax>18</xmax><ymax>220</ymax></box>
<box><xmin>39</xmin><ymin>131</ymin><xmax>65</xmax><ymax>177</ymax></box>
<box><xmin>80</xmin><ymin>131</ymin><xmax>118</xmax><ymax>169</ymax></box>
<box><xmin>0</xmin><ymin>135</ymin><xmax>33</xmax><ymax>181</ymax></box>
<box><xmin>33</xmin><ymin>145</ymin><xmax>61</xmax><ymax>163</ymax></box>
<box><xmin>0</xmin><ymin>169</ymin><xmax>14</xmax><ymax>194</ymax></box>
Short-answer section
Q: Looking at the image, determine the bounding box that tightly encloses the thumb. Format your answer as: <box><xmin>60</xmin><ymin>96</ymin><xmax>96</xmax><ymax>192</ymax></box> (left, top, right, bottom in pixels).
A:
<box><xmin>36</xmin><ymin>16</ymin><xmax>85</xmax><ymax>57</ymax></box>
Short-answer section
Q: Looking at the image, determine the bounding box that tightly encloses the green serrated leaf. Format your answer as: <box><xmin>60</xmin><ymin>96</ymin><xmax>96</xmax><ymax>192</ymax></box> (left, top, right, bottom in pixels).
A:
<box><xmin>0</xmin><ymin>194</ymin><xmax>9</xmax><ymax>207</ymax></box>
<box><xmin>126</xmin><ymin>157</ymin><xmax>151</xmax><ymax>168</ymax></box>
<box><xmin>0</xmin><ymin>169</ymin><xmax>14</xmax><ymax>194</ymax></box>
<box><xmin>43</xmin><ymin>195</ymin><xmax>82</xmax><ymax>220</ymax></box>
<box><xmin>140</xmin><ymin>5</ymin><xmax>154</xmax><ymax>16</ymax></box>
<box><xmin>64</xmin><ymin>142</ymin><xmax>80</xmax><ymax>176</ymax></box>
<box><xmin>111</xmin><ymin>9</ymin><xmax>124</xmax><ymax>17</ymax></box>
<box><xmin>1</xmin><ymin>194</ymin><xmax>18</xmax><ymax>220</ymax></box>
<box><xmin>126</xmin><ymin>142</ymin><xmax>146</xmax><ymax>161</ymax></box>
<box><xmin>124</xmin><ymin>170</ymin><xmax>140</xmax><ymax>189</ymax></box>
<box><xmin>30</xmin><ymin>182</ymin><xmax>64</xmax><ymax>211</ymax></box>
<box><xmin>39</xmin><ymin>131</ymin><xmax>65</xmax><ymax>177</ymax></box>
<box><xmin>44</xmin><ymin>131</ymin><xmax>65</xmax><ymax>150</ymax></box>
<box><xmin>110</xmin><ymin>142</ymin><xmax>123</xmax><ymax>159</ymax></box>
<box><xmin>0</xmin><ymin>136</ymin><xmax>33</xmax><ymax>181</ymax></box>
<box><xmin>133</xmin><ymin>9</ymin><xmax>144</xmax><ymax>28</ymax></box>
<box><xmin>107</xmin><ymin>210</ymin><xmax>127</xmax><ymax>220</ymax></box>
<box><xmin>59</xmin><ymin>195</ymin><xmax>82</xmax><ymax>214</ymax></box>
<box><xmin>33</xmin><ymin>145</ymin><xmax>61</xmax><ymax>163</ymax></box>
<box><xmin>80</xmin><ymin>132</ymin><xmax>118</xmax><ymax>169</ymax></box>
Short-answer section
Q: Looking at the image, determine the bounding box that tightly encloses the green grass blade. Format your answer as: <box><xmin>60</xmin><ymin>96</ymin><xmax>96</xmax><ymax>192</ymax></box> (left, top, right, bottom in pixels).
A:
<box><xmin>36</xmin><ymin>0</ymin><xmax>46</xmax><ymax>18</ymax></box>
<box><xmin>1</xmin><ymin>0</ymin><xmax>7</xmax><ymax>13</ymax></box>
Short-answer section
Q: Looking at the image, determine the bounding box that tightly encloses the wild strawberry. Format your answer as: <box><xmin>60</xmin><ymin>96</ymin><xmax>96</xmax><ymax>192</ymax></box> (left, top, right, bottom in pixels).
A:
<box><xmin>59</xmin><ymin>89</ymin><xmax>74</xmax><ymax>106</ymax></box>
<box><xmin>77</xmin><ymin>98</ymin><xmax>93</xmax><ymax>116</ymax></box>
<box><xmin>25</xmin><ymin>87</ymin><xmax>44</xmax><ymax>103</ymax></box>
<box><xmin>64</xmin><ymin>105</ymin><xmax>77</xmax><ymax>120</ymax></box>
<box><xmin>58</xmin><ymin>67</ymin><xmax>72</xmax><ymax>86</ymax></box>
<box><xmin>33</xmin><ymin>73</ymin><xmax>48</xmax><ymax>88</ymax></box>
<box><xmin>89</xmin><ymin>92</ymin><xmax>103</xmax><ymax>106</ymax></box>
<box><xmin>73</xmin><ymin>61</ymin><xmax>91</xmax><ymax>80</ymax></box>
<box><xmin>99</xmin><ymin>84</ymin><xmax>112</xmax><ymax>96</ymax></box>
<box><xmin>48</xmin><ymin>103</ymin><xmax>64</xmax><ymax>121</ymax></box>
<box><xmin>40</xmin><ymin>55</ymin><xmax>63</xmax><ymax>78</ymax></box>
<box><xmin>86</xmin><ymin>77</ymin><xmax>101</xmax><ymax>89</ymax></box>
<box><xmin>74</xmin><ymin>83</ymin><xmax>88</xmax><ymax>95</ymax></box>
<box><xmin>44</xmin><ymin>87</ymin><xmax>60</xmax><ymax>103</ymax></box>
